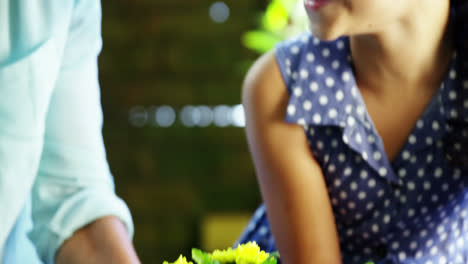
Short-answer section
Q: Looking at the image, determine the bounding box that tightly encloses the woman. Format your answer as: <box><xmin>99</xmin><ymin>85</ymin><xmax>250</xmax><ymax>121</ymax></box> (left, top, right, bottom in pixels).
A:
<box><xmin>238</xmin><ymin>0</ymin><xmax>468</xmax><ymax>263</ymax></box>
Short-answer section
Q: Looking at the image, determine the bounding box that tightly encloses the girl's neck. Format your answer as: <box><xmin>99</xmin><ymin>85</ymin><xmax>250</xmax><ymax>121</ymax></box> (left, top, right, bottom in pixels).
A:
<box><xmin>349</xmin><ymin>0</ymin><xmax>453</xmax><ymax>96</ymax></box>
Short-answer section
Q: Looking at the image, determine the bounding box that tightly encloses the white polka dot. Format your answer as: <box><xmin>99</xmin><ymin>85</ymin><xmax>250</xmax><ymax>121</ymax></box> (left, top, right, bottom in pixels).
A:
<box><xmin>328</xmin><ymin>164</ymin><xmax>336</xmax><ymax>173</ymax></box>
<box><xmin>368</xmin><ymin>135</ymin><xmax>376</xmax><ymax>143</ymax></box>
<box><xmin>418</xmin><ymin>168</ymin><xmax>425</xmax><ymax>177</ymax></box>
<box><xmin>426</xmin><ymin>137</ymin><xmax>434</xmax><ymax>146</ymax></box>
<box><xmin>322</xmin><ymin>48</ymin><xmax>330</xmax><ymax>57</ymax></box>
<box><xmin>409</xmin><ymin>134</ymin><xmax>417</xmax><ymax>144</ymax></box>
<box><xmin>362</xmin><ymin>151</ymin><xmax>368</xmax><ymax>160</ymax></box>
<box><xmin>309</xmin><ymin>81</ymin><xmax>319</xmax><ymax>92</ymax></box>
<box><xmin>371</xmin><ymin>224</ymin><xmax>379</xmax><ymax>233</ymax></box>
<box><xmin>316</xmin><ymin>141</ymin><xmax>324</xmax><ymax>150</ymax></box>
<box><xmin>358</xmin><ymin>191</ymin><xmax>366</xmax><ymax>200</ymax></box>
<box><xmin>410</xmin><ymin>241</ymin><xmax>418</xmax><ymax>250</ymax></box>
<box><xmin>336</xmin><ymin>90</ymin><xmax>344</xmax><ymax>101</ymax></box>
<box><xmin>449</xmin><ymin>90</ymin><xmax>457</xmax><ymax>100</ymax></box>
<box><xmin>350</xmin><ymin>181</ymin><xmax>358</xmax><ymax>190</ymax></box>
<box><xmin>432</xmin><ymin>121</ymin><xmax>440</xmax><ymax>131</ymax></box>
<box><xmin>355</xmin><ymin>133</ymin><xmax>362</xmax><ymax>144</ymax></box>
<box><xmin>450</xmin><ymin>69</ymin><xmax>457</xmax><ymax>79</ymax></box>
<box><xmin>290</xmin><ymin>46</ymin><xmax>300</xmax><ymax>54</ymax></box>
<box><xmin>332</xmin><ymin>60</ymin><xmax>340</xmax><ymax>69</ymax></box>
<box><xmin>342</xmin><ymin>71</ymin><xmax>351</xmax><ymax>82</ymax></box>
<box><xmin>303</xmin><ymin>100</ymin><xmax>312</xmax><ymax>111</ymax></box>
<box><xmin>344</xmin><ymin>167</ymin><xmax>352</xmax><ymax>176</ymax></box>
<box><xmin>392</xmin><ymin>242</ymin><xmax>400</xmax><ymax>250</ymax></box>
<box><xmin>300</xmin><ymin>69</ymin><xmax>309</xmax><ymax>79</ymax></box>
<box><xmin>402</xmin><ymin>150</ymin><xmax>411</xmax><ymax>160</ymax></box>
<box><xmin>379</xmin><ymin>167</ymin><xmax>388</xmax><ymax>177</ymax></box>
<box><xmin>434</xmin><ymin>167</ymin><xmax>443</xmax><ymax>178</ymax></box>
<box><xmin>337</xmin><ymin>40</ymin><xmax>345</xmax><ymax>50</ymax></box>
<box><xmin>399</xmin><ymin>168</ymin><xmax>407</xmax><ymax>177</ymax></box>
<box><xmin>423</xmin><ymin>181</ymin><xmax>431</xmax><ymax>190</ymax></box>
<box><xmin>297</xmin><ymin>118</ymin><xmax>306</xmax><ymax>126</ymax></box>
<box><xmin>377</xmin><ymin>189</ymin><xmax>385</xmax><ymax>197</ymax></box>
<box><xmin>313</xmin><ymin>114</ymin><xmax>322</xmax><ymax>124</ymax></box>
<box><xmin>293</xmin><ymin>87</ymin><xmax>302</xmax><ymax>97</ymax></box>
<box><xmin>383</xmin><ymin>214</ymin><xmax>391</xmax><ymax>224</ymax></box>
<box><xmin>351</xmin><ymin>86</ymin><xmax>358</xmax><ymax>97</ymax></box>
<box><xmin>426</xmin><ymin>239</ymin><xmax>434</xmax><ymax>247</ymax></box>
<box><xmin>360</xmin><ymin>170</ymin><xmax>368</xmax><ymax>179</ymax></box>
<box><xmin>417</xmin><ymin>120</ymin><xmax>424</xmax><ymax>129</ymax></box>
<box><xmin>368</xmin><ymin>179</ymin><xmax>376</xmax><ymax>188</ymax></box>
<box><xmin>325</xmin><ymin>77</ymin><xmax>335</xmax><ymax>87</ymax></box>
<box><xmin>319</xmin><ymin>95</ymin><xmax>329</xmax><ymax>105</ymax></box>
<box><xmin>338</xmin><ymin>153</ymin><xmax>346</xmax><ymax>162</ymax></box>
<box><xmin>343</xmin><ymin>134</ymin><xmax>349</xmax><ymax>144</ymax></box>
<box><xmin>340</xmin><ymin>191</ymin><xmax>347</xmax><ymax>199</ymax></box>
<box><xmin>328</xmin><ymin>108</ymin><xmax>338</xmax><ymax>119</ymax></box>
<box><xmin>356</xmin><ymin>105</ymin><xmax>365</xmax><ymax>116</ymax></box>
<box><xmin>347</xmin><ymin>116</ymin><xmax>356</xmax><ymax>126</ymax></box>
<box><xmin>398</xmin><ymin>252</ymin><xmax>406</xmax><ymax>261</ymax></box>
<box><xmin>345</xmin><ymin>105</ymin><xmax>353</xmax><ymax>114</ymax></box>
<box><xmin>287</xmin><ymin>105</ymin><xmax>296</xmax><ymax>116</ymax></box>
<box><xmin>373</xmin><ymin>151</ymin><xmax>382</xmax><ymax>161</ymax></box>
<box><xmin>451</xmin><ymin>109</ymin><xmax>458</xmax><ymax>118</ymax></box>
<box><xmin>316</xmin><ymin>65</ymin><xmax>325</xmax><ymax>74</ymax></box>
<box><xmin>439</xmin><ymin>256</ymin><xmax>447</xmax><ymax>264</ymax></box>
<box><xmin>306</xmin><ymin>52</ymin><xmax>315</xmax><ymax>62</ymax></box>
<box><xmin>407</xmin><ymin>181</ymin><xmax>415</xmax><ymax>190</ymax></box>
<box><xmin>334</xmin><ymin>178</ymin><xmax>341</xmax><ymax>187</ymax></box>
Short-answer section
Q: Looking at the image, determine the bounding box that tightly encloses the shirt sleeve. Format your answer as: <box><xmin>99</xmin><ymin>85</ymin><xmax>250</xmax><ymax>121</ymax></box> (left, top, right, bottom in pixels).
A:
<box><xmin>27</xmin><ymin>1</ymin><xmax>134</xmax><ymax>263</ymax></box>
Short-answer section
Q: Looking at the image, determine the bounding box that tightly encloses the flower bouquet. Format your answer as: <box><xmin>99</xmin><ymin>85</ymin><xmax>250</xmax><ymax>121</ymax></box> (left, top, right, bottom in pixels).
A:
<box><xmin>162</xmin><ymin>241</ymin><xmax>376</xmax><ymax>264</ymax></box>
<box><xmin>162</xmin><ymin>242</ymin><xmax>279</xmax><ymax>264</ymax></box>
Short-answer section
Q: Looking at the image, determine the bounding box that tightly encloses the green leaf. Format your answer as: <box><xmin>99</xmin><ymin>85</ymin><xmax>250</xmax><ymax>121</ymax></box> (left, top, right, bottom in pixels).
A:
<box><xmin>262</xmin><ymin>1</ymin><xmax>289</xmax><ymax>33</ymax></box>
<box><xmin>192</xmin><ymin>249</ymin><xmax>219</xmax><ymax>264</ymax></box>
<box><xmin>242</xmin><ymin>30</ymin><xmax>282</xmax><ymax>53</ymax></box>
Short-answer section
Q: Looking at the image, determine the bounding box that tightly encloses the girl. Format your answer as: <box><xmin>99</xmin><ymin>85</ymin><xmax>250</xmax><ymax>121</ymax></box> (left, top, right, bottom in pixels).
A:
<box><xmin>238</xmin><ymin>0</ymin><xmax>468</xmax><ymax>263</ymax></box>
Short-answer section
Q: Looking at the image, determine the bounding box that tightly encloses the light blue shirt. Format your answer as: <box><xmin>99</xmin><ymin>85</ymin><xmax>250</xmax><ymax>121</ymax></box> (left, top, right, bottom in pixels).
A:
<box><xmin>0</xmin><ymin>1</ymin><xmax>134</xmax><ymax>263</ymax></box>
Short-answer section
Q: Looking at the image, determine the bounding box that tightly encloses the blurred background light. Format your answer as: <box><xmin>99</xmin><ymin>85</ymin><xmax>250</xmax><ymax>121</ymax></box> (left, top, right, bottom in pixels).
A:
<box><xmin>130</xmin><ymin>105</ymin><xmax>246</xmax><ymax>128</ymax></box>
<box><xmin>155</xmin><ymin>106</ymin><xmax>176</xmax><ymax>127</ymax></box>
<box><xmin>129</xmin><ymin>106</ymin><xmax>148</xmax><ymax>127</ymax></box>
<box><xmin>209</xmin><ymin>2</ymin><xmax>230</xmax><ymax>23</ymax></box>
<box><xmin>231</xmin><ymin>104</ymin><xmax>246</xmax><ymax>127</ymax></box>
<box><xmin>180</xmin><ymin>105</ymin><xmax>197</xmax><ymax>127</ymax></box>
<box><xmin>213</xmin><ymin>105</ymin><xmax>232</xmax><ymax>127</ymax></box>
<box><xmin>197</xmin><ymin>106</ymin><xmax>214</xmax><ymax>127</ymax></box>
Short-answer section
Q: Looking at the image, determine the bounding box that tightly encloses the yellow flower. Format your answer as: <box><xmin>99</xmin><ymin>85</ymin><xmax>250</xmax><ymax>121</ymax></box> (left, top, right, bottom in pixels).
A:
<box><xmin>210</xmin><ymin>248</ymin><xmax>237</xmax><ymax>262</ymax></box>
<box><xmin>209</xmin><ymin>241</ymin><xmax>271</xmax><ymax>264</ymax></box>
<box><xmin>163</xmin><ymin>254</ymin><xmax>193</xmax><ymax>264</ymax></box>
<box><xmin>235</xmin><ymin>242</ymin><xmax>270</xmax><ymax>264</ymax></box>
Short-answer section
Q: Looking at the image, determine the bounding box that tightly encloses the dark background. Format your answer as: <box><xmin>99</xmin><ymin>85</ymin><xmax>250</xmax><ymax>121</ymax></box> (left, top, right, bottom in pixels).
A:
<box><xmin>98</xmin><ymin>1</ymin><xmax>269</xmax><ymax>262</ymax></box>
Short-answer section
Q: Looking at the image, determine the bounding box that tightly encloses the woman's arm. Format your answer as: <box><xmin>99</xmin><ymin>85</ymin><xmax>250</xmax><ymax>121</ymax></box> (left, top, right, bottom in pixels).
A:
<box><xmin>242</xmin><ymin>51</ymin><xmax>342</xmax><ymax>264</ymax></box>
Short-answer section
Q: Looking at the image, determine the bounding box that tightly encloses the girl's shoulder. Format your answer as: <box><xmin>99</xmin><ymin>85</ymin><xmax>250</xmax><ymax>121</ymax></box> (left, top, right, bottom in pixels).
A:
<box><xmin>274</xmin><ymin>32</ymin><xmax>351</xmax><ymax>90</ymax></box>
<box><xmin>273</xmin><ymin>33</ymin><xmax>357</xmax><ymax>128</ymax></box>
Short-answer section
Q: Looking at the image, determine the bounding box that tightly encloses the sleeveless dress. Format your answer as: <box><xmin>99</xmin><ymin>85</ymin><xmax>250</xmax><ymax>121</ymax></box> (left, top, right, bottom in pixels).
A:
<box><xmin>237</xmin><ymin>8</ymin><xmax>468</xmax><ymax>264</ymax></box>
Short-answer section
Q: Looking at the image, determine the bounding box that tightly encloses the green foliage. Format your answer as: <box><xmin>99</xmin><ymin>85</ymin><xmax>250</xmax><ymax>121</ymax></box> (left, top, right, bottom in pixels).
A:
<box><xmin>242</xmin><ymin>0</ymin><xmax>308</xmax><ymax>54</ymax></box>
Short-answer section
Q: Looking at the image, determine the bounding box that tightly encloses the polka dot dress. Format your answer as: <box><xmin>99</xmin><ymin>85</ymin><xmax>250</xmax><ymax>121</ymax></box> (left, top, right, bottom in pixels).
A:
<box><xmin>237</xmin><ymin>20</ymin><xmax>468</xmax><ymax>264</ymax></box>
